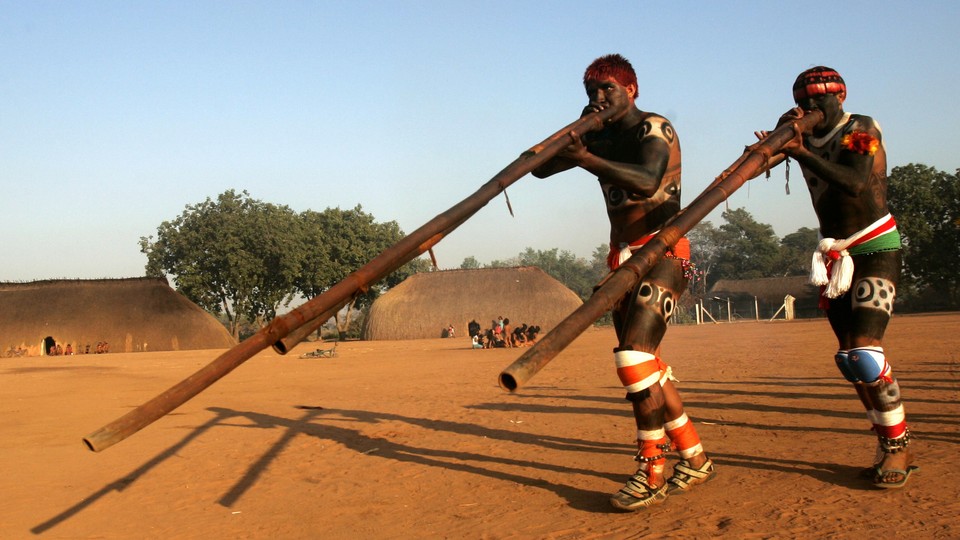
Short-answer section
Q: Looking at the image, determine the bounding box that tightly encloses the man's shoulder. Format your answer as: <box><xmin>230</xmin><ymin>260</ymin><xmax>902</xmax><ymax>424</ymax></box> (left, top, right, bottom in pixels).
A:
<box><xmin>638</xmin><ymin>111</ymin><xmax>672</xmax><ymax>126</ymax></box>
<box><xmin>847</xmin><ymin>113</ymin><xmax>881</xmax><ymax>132</ymax></box>
<box><xmin>635</xmin><ymin>111</ymin><xmax>678</xmax><ymax>144</ymax></box>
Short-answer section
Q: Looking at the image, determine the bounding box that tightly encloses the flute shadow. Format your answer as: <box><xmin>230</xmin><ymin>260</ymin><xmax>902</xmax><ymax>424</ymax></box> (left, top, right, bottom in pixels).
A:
<box><xmin>214</xmin><ymin>405</ymin><xmax>625</xmax><ymax>512</ymax></box>
<box><xmin>31</xmin><ymin>410</ymin><xmax>232</xmax><ymax>535</ymax></box>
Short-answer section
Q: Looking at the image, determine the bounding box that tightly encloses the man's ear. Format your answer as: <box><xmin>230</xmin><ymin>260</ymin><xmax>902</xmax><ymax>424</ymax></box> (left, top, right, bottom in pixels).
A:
<box><xmin>627</xmin><ymin>84</ymin><xmax>638</xmax><ymax>100</ymax></box>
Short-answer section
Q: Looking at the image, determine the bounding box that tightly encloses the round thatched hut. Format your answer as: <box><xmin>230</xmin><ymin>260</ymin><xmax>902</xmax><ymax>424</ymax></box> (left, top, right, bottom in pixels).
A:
<box><xmin>0</xmin><ymin>277</ymin><xmax>236</xmax><ymax>356</ymax></box>
<box><xmin>362</xmin><ymin>266</ymin><xmax>583</xmax><ymax>340</ymax></box>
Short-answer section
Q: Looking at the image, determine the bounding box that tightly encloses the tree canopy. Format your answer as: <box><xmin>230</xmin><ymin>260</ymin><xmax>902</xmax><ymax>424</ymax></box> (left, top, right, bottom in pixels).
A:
<box><xmin>686</xmin><ymin>208</ymin><xmax>815</xmax><ymax>293</ymax></box>
<box><xmin>142</xmin><ymin>162</ymin><xmax>958</xmax><ymax>339</ymax></box>
<box><xmin>475</xmin><ymin>247</ymin><xmax>606</xmax><ymax>301</ymax></box>
<box><xmin>887</xmin><ymin>164</ymin><xmax>960</xmax><ymax>306</ymax></box>
<box><xmin>296</xmin><ymin>205</ymin><xmax>431</xmax><ymax>336</ymax></box>
<box><xmin>142</xmin><ymin>191</ymin><xmax>427</xmax><ymax>339</ymax></box>
<box><xmin>141</xmin><ymin>190</ymin><xmax>303</xmax><ymax>338</ymax></box>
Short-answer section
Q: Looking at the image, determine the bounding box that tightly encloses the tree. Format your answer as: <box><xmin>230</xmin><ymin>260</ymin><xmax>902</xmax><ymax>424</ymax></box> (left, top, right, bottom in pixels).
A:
<box><xmin>687</xmin><ymin>221</ymin><xmax>722</xmax><ymax>295</ymax></box>
<box><xmin>776</xmin><ymin>227</ymin><xmax>819</xmax><ymax>277</ymax></box>
<box><xmin>481</xmin><ymin>247</ymin><xmax>603</xmax><ymax>301</ymax></box>
<box><xmin>687</xmin><ymin>209</ymin><xmax>783</xmax><ymax>291</ymax></box>
<box><xmin>517</xmin><ymin>247</ymin><xmax>605</xmax><ymax>300</ymax></box>
<box><xmin>887</xmin><ymin>164</ymin><xmax>960</xmax><ymax>307</ymax></box>
<box><xmin>459</xmin><ymin>256</ymin><xmax>481</xmax><ymax>269</ymax></box>
<box><xmin>295</xmin><ymin>205</ymin><xmax>425</xmax><ymax>338</ymax></box>
<box><xmin>590</xmin><ymin>243</ymin><xmax>610</xmax><ymax>280</ymax></box>
<box><xmin>711</xmin><ymin>208</ymin><xmax>781</xmax><ymax>282</ymax></box>
<box><xmin>140</xmin><ymin>190</ymin><xmax>303</xmax><ymax>339</ymax></box>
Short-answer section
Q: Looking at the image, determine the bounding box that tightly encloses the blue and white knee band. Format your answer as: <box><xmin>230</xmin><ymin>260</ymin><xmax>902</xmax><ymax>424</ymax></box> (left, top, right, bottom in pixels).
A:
<box><xmin>836</xmin><ymin>346</ymin><xmax>889</xmax><ymax>383</ymax></box>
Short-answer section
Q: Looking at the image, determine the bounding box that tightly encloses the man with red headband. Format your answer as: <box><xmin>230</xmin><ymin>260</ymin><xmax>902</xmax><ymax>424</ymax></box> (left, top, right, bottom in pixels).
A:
<box><xmin>764</xmin><ymin>66</ymin><xmax>917</xmax><ymax>488</ymax></box>
<box><xmin>534</xmin><ymin>54</ymin><xmax>713</xmax><ymax>511</ymax></box>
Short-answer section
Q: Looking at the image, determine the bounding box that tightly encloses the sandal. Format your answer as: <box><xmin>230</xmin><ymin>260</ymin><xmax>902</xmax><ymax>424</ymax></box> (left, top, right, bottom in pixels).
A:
<box><xmin>666</xmin><ymin>458</ymin><xmax>715</xmax><ymax>494</ymax></box>
<box><xmin>609</xmin><ymin>469</ymin><xmax>668</xmax><ymax>511</ymax></box>
<box><xmin>872</xmin><ymin>464</ymin><xmax>919</xmax><ymax>489</ymax></box>
<box><xmin>868</xmin><ymin>430</ymin><xmax>918</xmax><ymax>489</ymax></box>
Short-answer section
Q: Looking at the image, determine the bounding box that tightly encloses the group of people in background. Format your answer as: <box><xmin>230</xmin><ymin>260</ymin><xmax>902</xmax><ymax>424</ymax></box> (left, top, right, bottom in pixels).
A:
<box><xmin>47</xmin><ymin>341</ymin><xmax>110</xmax><ymax>356</ymax></box>
<box><xmin>468</xmin><ymin>317</ymin><xmax>541</xmax><ymax>349</ymax></box>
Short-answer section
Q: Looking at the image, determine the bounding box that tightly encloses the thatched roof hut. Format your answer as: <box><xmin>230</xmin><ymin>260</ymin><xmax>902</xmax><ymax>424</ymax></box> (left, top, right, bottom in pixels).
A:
<box><xmin>363</xmin><ymin>267</ymin><xmax>583</xmax><ymax>340</ymax></box>
<box><xmin>0</xmin><ymin>277</ymin><xmax>236</xmax><ymax>356</ymax></box>
<box><xmin>709</xmin><ymin>276</ymin><xmax>821</xmax><ymax>319</ymax></box>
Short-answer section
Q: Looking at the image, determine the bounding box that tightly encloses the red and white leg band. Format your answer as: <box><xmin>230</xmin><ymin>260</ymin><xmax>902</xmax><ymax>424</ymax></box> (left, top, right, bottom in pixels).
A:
<box><xmin>868</xmin><ymin>408</ymin><xmax>907</xmax><ymax>439</ymax></box>
<box><xmin>616</xmin><ymin>350</ymin><xmax>666</xmax><ymax>393</ymax></box>
<box><xmin>636</xmin><ymin>428</ymin><xmax>668</xmax><ymax>482</ymax></box>
<box><xmin>664</xmin><ymin>413</ymin><xmax>703</xmax><ymax>459</ymax></box>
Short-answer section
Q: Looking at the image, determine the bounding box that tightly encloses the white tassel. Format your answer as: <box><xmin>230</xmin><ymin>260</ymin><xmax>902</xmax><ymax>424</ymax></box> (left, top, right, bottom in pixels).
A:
<box><xmin>809</xmin><ymin>214</ymin><xmax>896</xmax><ymax>300</ymax></box>
<box><xmin>809</xmin><ymin>238</ymin><xmax>835</xmax><ymax>286</ymax></box>
<box><xmin>825</xmin><ymin>253</ymin><xmax>855</xmax><ymax>298</ymax></box>
<box><xmin>810</xmin><ymin>237</ymin><xmax>855</xmax><ymax>297</ymax></box>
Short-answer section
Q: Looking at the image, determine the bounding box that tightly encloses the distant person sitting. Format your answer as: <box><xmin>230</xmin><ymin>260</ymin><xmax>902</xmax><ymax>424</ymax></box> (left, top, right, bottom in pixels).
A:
<box><xmin>526</xmin><ymin>325</ymin><xmax>541</xmax><ymax>344</ymax></box>
<box><xmin>483</xmin><ymin>329</ymin><xmax>495</xmax><ymax>349</ymax></box>
<box><xmin>489</xmin><ymin>327</ymin><xmax>507</xmax><ymax>348</ymax></box>
<box><xmin>513</xmin><ymin>324</ymin><xmax>528</xmax><ymax>347</ymax></box>
<box><xmin>472</xmin><ymin>333</ymin><xmax>484</xmax><ymax>349</ymax></box>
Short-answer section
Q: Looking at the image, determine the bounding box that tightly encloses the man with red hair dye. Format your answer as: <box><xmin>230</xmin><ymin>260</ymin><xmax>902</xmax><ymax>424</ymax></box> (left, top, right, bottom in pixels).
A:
<box><xmin>758</xmin><ymin>66</ymin><xmax>917</xmax><ymax>488</ymax></box>
<box><xmin>534</xmin><ymin>54</ymin><xmax>714</xmax><ymax>511</ymax></box>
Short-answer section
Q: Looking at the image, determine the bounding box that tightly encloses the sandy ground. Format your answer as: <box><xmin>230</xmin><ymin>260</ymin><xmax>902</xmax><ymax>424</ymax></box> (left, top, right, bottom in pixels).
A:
<box><xmin>2</xmin><ymin>312</ymin><xmax>958</xmax><ymax>539</ymax></box>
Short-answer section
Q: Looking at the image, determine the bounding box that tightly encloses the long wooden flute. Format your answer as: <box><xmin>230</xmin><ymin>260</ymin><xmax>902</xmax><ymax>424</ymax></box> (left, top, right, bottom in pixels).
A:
<box><xmin>498</xmin><ymin>110</ymin><xmax>823</xmax><ymax>391</ymax></box>
<box><xmin>83</xmin><ymin>103</ymin><xmax>628</xmax><ymax>452</ymax></box>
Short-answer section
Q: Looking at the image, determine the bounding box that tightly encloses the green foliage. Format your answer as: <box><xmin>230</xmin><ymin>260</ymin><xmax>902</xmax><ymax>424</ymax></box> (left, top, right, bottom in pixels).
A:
<box><xmin>294</xmin><ymin>205</ymin><xmax>425</xmax><ymax>337</ymax></box>
<box><xmin>142</xmin><ymin>193</ymin><xmax>432</xmax><ymax>340</ymax></box>
<box><xmin>142</xmin><ymin>163</ymin><xmax>957</xmax><ymax>341</ymax></box>
<box><xmin>712</xmin><ymin>208</ymin><xmax>780</xmax><ymax>281</ymax></box>
<box><xmin>688</xmin><ymin>208</ymin><xmax>793</xmax><ymax>290</ymax></box>
<box><xmin>459</xmin><ymin>256</ymin><xmax>481</xmax><ymax>269</ymax></box>
<box><xmin>887</xmin><ymin>164</ymin><xmax>960</xmax><ymax>307</ymax></box>
<box><xmin>686</xmin><ymin>210</ymin><xmax>820</xmax><ymax>295</ymax></box>
<box><xmin>140</xmin><ymin>190</ymin><xmax>303</xmax><ymax>338</ymax></box>
<box><xmin>687</xmin><ymin>220</ymin><xmax>721</xmax><ymax>295</ymax></box>
<box><xmin>296</xmin><ymin>205</ymin><xmax>401</xmax><ymax>302</ymax></box>
<box><xmin>478</xmin><ymin>247</ymin><xmax>604</xmax><ymax>301</ymax></box>
<box><xmin>775</xmin><ymin>227</ymin><xmax>819</xmax><ymax>277</ymax></box>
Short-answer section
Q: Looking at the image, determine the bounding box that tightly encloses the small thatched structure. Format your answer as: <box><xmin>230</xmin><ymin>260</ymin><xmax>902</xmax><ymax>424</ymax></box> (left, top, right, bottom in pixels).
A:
<box><xmin>709</xmin><ymin>276</ymin><xmax>822</xmax><ymax>319</ymax></box>
<box><xmin>0</xmin><ymin>277</ymin><xmax>236</xmax><ymax>356</ymax></box>
<box><xmin>363</xmin><ymin>267</ymin><xmax>583</xmax><ymax>340</ymax></box>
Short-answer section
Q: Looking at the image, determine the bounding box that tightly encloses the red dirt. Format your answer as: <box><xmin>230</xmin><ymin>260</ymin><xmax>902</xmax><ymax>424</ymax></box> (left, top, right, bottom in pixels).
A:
<box><xmin>3</xmin><ymin>312</ymin><xmax>958</xmax><ymax>539</ymax></box>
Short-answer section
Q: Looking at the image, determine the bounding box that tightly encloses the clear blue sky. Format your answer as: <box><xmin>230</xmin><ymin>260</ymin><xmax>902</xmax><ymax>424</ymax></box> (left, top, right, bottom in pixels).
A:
<box><xmin>2</xmin><ymin>1</ymin><xmax>958</xmax><ymax>282</ymax></box>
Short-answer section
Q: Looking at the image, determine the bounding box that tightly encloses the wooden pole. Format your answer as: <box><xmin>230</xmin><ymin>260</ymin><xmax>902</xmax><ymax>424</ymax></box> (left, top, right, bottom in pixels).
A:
<box><xmin>498</xmin><ymin>110</ymin><xmax>823</xmax><ymax>391</ymax></box>
<box><xmin>83</xmin><ymin>104</ymin><xmax>628</xmax><ymax>453</ymax></box>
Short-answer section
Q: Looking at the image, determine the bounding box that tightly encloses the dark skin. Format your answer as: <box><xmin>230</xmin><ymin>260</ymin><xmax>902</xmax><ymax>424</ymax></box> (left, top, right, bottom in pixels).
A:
<box><xmin>534</xmin><ymin>77</ymin><xmax>675</xmax><ymax>246</ymax></box>
<box><xmin>535</xmin><ymin>77</ymin><xmax>705</xmax><ymax>486</ymax></box>
<box><xmin>776</xmin><ymin>95</ymin><xmax>890</xmax><ymax>240</ymax></box>
<box><xmin>759</xmin><ymin>93</ymin><xmax>910</xmax><ymax>484</ymax></box>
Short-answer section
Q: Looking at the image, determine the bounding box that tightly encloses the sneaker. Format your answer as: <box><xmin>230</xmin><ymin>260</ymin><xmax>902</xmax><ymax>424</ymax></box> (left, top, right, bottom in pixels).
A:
<box><xmin>666</xmin><ymin>458</ymin><xmax>715</xmax><ymax>495</ymax></box>
<box><xmin>609</xmin><ymin>469</ymin><xmax>668</xmax><ymax>511</ymax></box>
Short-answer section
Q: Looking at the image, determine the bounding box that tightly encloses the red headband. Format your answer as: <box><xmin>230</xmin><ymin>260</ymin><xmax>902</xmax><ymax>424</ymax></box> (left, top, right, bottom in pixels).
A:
<box><xmin>793</xmin><ymin>66</ymin><xmax>846</xmax><ymax>102</ymax></box>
